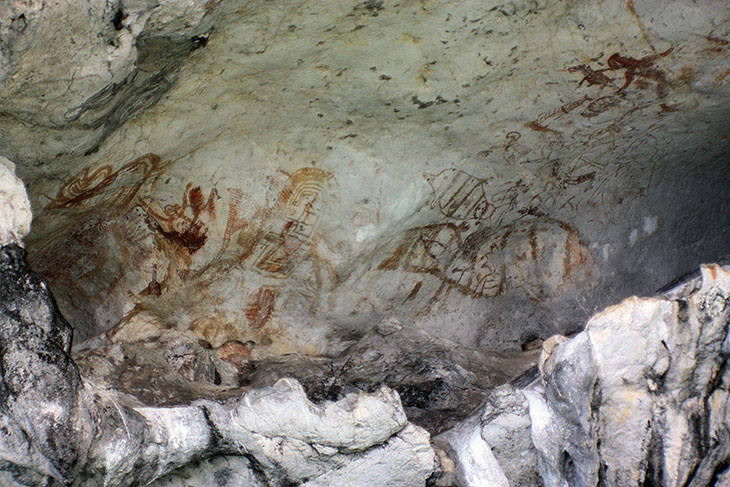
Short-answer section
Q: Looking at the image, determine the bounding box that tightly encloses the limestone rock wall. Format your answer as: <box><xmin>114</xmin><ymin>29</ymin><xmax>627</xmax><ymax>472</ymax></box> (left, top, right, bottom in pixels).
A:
<box><xmin>1</xmin><ymin>0</ymin><xmax>726</xmax><ymax>356</ymax></box>
<box><xmin>0</xmin><ymin>152</ymin><xmax>729</xmax><ymax>485</ymax></box>
<box><xmin>428</xmin><ymin>262</ymin><xmax>730</xmax><ymax>487</ymax></box>
<box><xmin>528</xmin><ymin>264</ymin><xmax>730</xmax><ymax>487</ymax></box>
<box><xmin>0</xmin><ymin>0</ymin><xmax>226</xmax><ymax>164</ymax></box>
<box><xmin>0</xmin><ymin>156</ymin><xmax>31</xmax><ymax>247</ymax></box>
<box><xmin>1</xmin><ymin>1</ymin><xmax>730</xmax><ymax>482</ymax></box>
<box><xmin>0</xmin><ymin>164</ymin><xmax>437</xmax><ymax>486</ymax></box>
<box><xmin>3</xmin><ymin>235</ymin><xmax>728</xmax><ymax>486</ymax></box>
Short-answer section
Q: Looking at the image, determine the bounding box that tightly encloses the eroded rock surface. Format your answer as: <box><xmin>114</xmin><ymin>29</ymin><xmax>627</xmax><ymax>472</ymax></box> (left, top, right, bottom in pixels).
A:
<box><xmin>436</xmin><ymin>384</ymin><xmax>542</xmax><ymax>487</ymax></box>
<box><xmin>0</xmin><ymin>244</ymin><xmax>86</xmax><ymax>485</ymax></box>
<box><xmin>1</xmin><ymin>158</ymin><xmax>730</xmax><ymax>486</ymax></box>
<box><xmin>77</xmin><ymin>317</ymin><xmax>539</xmax><ymax>435</ymax></box>
<box><xmin>0</xmin><ymin>0</ymin><xmax>226</xmax><ymax>164</ymax></box>
<box><xmin>528</xmin><ymin>264</ymin><xmax>730</xmax><ymax>487</ymax></box>
<box><xmin>0</xmin><ymin>0</ymin><xmax>724</xmax><ymax>357</ymax></box>
<box><xmin>1</xmin><ymin>0</ymin><xmax>730</xmax><ymax>485</ymax></box>
<box><xmin>0</xmin><ymin>157</ymin><xmax>31</xmax><ymax>247</ymax></box>
<box><xmin>242</xmin><ymin>321</ymin><xmax>540</xmax><ymax>434</ymax></box>
<box><xmin>0</xmin><ymin>239</ymin><xmax>436</xmax><ymax>486</ymax></box>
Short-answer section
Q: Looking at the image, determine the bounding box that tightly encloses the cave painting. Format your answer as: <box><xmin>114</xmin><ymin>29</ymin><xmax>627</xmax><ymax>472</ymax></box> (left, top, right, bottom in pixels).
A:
<box><xmin>525</xmin><ymin>96</ymin><xmax>591</xmax><ymax>135</ymax></box>
<box><xmin>424</xmin><ymin>165</ymin><xmax>597</xmax><ymax>226</ymax></box>
<box><xmin>386</xmin><ymin>163</ymin><xmax>599</xmax><ymax>304</ymax></box>
<box><xmin>423</xmin><ymin>169</ymin><xmax>493</xmax><ymax>221</ymax></box>
<box><xmin>379</xmin><ymin>217</ymin><xmax>593</xmax><ymax>302</ymax></box>
<box><xmin>35</xmin><ymin>156</ymin><xmax>340</xmax><ymax>341</ymax></box>
<box><xmin>423</xmin><ymin>169</ymin><xmax>539</xmax><ymax>226</ymax></box>
<box><xmin>245</xmin><ymin>285</ymin><xmax>281</xmax><ymax>330</ymax></box>
<box><xmin>512</xmin><ymin>43</ymin><xmax>676</xmax><ymax>211</ymax></box>
<box><xmin>217</xmin><ymin>167</ymin><xmax>338</xmax><ymax>331</ymax></box>
<box><xmin>219</xmin><ymin>167</ymin><xmax>335</xmax><ymax>278</ymax></box>
<box><xmin>567</xmin><ymin>47</ymin><xmax>674</xmax><ymax>98</ymax></box>
<box><xmin>141</xmin><ymin>182</ymin><xmax>217</xmax><ymax>255</ymax></box>
<box><xmin>250</xmin><ymin>168</ymin><xmax>334</xmax><ymax>277</ymax></box>
<box><xmin>45</xmin><ymin>153</ymin><xmax>166</xmax><ymax>213</ymax></box>
<box><xmin>35</xmin><ymin>153</ymin><xmax>170</xmax><ymax>282</ymax></box>
<box><xmin>37</xmin><ymin>154</ymin><xmax>221</xmax><ymax>282</ymax></box>
<box><xmin>508</xmin><ymin>90</ymin><xmax>662</xmax><ymax>211</ymax></box>
<box><xmin>607</xmin><ymin>47</ymin><xmax>674</xmax><ymax>98</ymax></box>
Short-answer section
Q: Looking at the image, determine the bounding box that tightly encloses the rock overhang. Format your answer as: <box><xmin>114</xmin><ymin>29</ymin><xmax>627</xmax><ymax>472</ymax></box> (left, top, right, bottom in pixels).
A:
<box><xmin>0</xmin><ymin>2</ymin><xmax>729</xmax><ymax>485</ymax></box>
<box><xmin>0</xmin><ymin>0</ymin><xmax>729</xmax><ymax>364</ymax></box>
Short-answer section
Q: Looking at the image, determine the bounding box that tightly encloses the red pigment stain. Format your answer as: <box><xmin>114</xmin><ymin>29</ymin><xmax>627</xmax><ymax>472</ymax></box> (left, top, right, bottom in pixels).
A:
<box><xmin>161</xmin><ymin>221</ymin><xmax>207</xmax><ymax>253</ymax></box>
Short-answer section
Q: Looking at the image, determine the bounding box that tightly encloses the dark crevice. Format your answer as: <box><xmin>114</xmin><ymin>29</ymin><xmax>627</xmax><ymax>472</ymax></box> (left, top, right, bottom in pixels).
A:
<box><xmin>11</xmin><ymin>13</ymin><xmax>27</xmax><ymax>34</ymax></box>
<box><xmin>510</xmin><ymin>365</ymin><xmax>539</xmax><ymax>388</ymax></box>
<box><xmin>200</xmin><ymin>405</ymin><xmax>222</xmax><ymax>450</ymax></box>
<box><xmin>597</xmin><ymin>459</ymin><xmax>607</xmax><ymax>486</ymax></box>
<box><xmin>561</xmin><ymin>449</ymin><xmax>576</xmax><ymax>484</ymax></box>
<box><xmin>707</xmin><ymin>457</ymin><xmax>730</xmax><ymax>487</ymax></box>
<box><xmin>191</xmin><ymin>32</ymin><xmax>211</xmax><ymax>49</ymax></box>
<box><xmin>112</xmin><ymin>9</ymin><xmax>126</xmax><ymax>31</ymax></box>
<box><xmin>239</xmin><ymin>452</ymin><xmax>276</xmax><ymax>486</ymax></box>
<box><xmin>641</xmin><ymin>420</ymin><xmax>665</xmax><ymax>487</ymax></box>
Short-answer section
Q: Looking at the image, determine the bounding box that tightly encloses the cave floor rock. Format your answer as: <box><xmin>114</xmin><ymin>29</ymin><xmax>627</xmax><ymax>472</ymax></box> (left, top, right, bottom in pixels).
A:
<box><xmin>75</xmin><ymin>321</ymin><xmax>541</xmax><ymax>436</ymax></box>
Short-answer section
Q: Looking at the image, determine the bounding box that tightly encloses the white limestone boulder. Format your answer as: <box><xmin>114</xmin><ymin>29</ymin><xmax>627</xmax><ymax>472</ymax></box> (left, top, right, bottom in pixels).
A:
<box><xmin>0</xmin><ymin>156</ymin><xmax>31</xmax><ymax>246</ymax></box>
<box><xmin>529</xmin><ymin>264</ymin><xmax>730</xmax><ymax>487</ymax></box>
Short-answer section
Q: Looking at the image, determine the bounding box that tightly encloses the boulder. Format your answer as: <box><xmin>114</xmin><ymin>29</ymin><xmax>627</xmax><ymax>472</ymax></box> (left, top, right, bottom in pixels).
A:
<box><xmin>436</xmin><ymin>383</ymin><xmax>542</xmax><ymax>487</ymax></box>
<box><xmin>528</xmin><ymin>264</ymin><xmax>730</xmax><ymax>487</ymax></box>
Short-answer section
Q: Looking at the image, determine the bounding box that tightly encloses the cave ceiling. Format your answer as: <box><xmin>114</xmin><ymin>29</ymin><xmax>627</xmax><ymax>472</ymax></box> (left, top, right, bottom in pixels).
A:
<box><xmin>1</xmin><ymin>0</ymin><xmax>729</xmax><ymax>355</ymax></box>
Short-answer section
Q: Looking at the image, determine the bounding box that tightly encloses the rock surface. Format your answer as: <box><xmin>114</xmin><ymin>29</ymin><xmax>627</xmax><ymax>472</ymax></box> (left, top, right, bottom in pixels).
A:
<box><xmin>0</xmin><ymin>157</ymin><xmax>31</xmax><ymax>247</ymax></box>
<box><xmin>436</xmin><ymin>383</ymin><xmax>542</xmax><ymax>487</ymax></box>
<box><xmin>0</xmin><ymin>242</ymin><xmax>436</xmax><ymax>486</ymax></box>
<box><xmin>1</xmin><ymin>0</ymin><xmax>730</xmax><ymax>485</ymax></box>
<box><xmin>74</xmin><ymin>315</ymin><xmax>539</xmax><ymax>434</ymax></box>
<box><xmin>528</xmin><ymin>263</ymin><xmax>730</xmax><ymax>487</ymax></box>
<box><xmin>2</xmin><ymin>158</ymin><xmax>730</xmax><ymax>486</ymax></box>
<box><xmin>242</xmin><ymin>322</ymin><xmax>540</xmax><ymax>434</ymax></box>
<box><xmin>0</xmin><ymin>0</ymin><xmax>226</xmax><ymax>164</ymax></box>
<box><xmin>0</xmin><ymin>244</ymin><xmax>85</xmax><ymax>485</ymax></box>
<box><xmin>0</xmin><ymin>0</ymin><xmax>725</xmax><ymax>356</ymax></box>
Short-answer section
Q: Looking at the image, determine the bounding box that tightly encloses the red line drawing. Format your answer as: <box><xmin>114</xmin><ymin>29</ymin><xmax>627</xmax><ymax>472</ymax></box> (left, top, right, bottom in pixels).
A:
<box><xmin>423</xmin><ymin>169</ymin><xmax>494</xmax><ymax>221</ymax></box>
<box><xmin>249</xmin><ymin>168</ymin><xmax>334</xmax><ymax>278</ymax></box>
<box><xmin>46</xmin><ymin>153</ymin><xmax>166</xmax><ymax>213</ymax></box>
<box><xmin>378</xmin><ymin>217</ymin><xmax>593</xmax><ymax>302</ymax></box>
<box><xmin>141</xmin><ymin>183</ymin><xmax>217</xmax><ymax>255</ymax></box>
<box><xmin>567</xmin><ymin>64</ymin><xmax>615</xmax><ymax>89</ymax></box>
<box><xmin>245</xmin><ymin>286</ymin><xmax>281</xmax><ymax>329</ymax></box>
<box><xmin>606</xmin><ymin>47</ymin><xmax>673</xmax><ymax>98</ymax></box>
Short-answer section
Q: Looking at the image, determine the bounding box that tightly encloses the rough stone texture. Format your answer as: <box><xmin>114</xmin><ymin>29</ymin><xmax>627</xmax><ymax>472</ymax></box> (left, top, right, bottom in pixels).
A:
<box><xmin>242</xmin><ymin>321</ymin><xmax>540</xmax><ymax>434</ymax></box>
<box><xmin>80</xmin><ymin>378</ymin><xmax>435</xmax><ymax>487</ymax></box>
<box><xmin>0</xmin><ymin>156</ymin><xmax>31</xmax><ymax>247</ymax></box>
<box><xmin>0</xmin><ymin>0</ymin><xmax>226</xmax><ymax>164</ymax></box>
<box><xmin>436</xmin><ymin>383</ymin><xmax>542</xmax><ymax>487</ymax></box>
<box><xmin>0</xmin><ymin>0</ymin><xmax>723</xmax><ymax>357</ymax></box>
<box><xmin>1</xmin><ymin>0</ymin><xmax>730</xmax><ymax>484</ymax></box>
<box><xmin>479</xmin><ymin>384</ymin><xmax>542</xmax><ymax>486</ymax></box>
<box><xmin>0</xmin><ymin>244</ymin><xmax>87</xmax><ymax>485</ymax></box>
<box><xmin>0</xmin><ymin>242</ymin><xmax>436</xmax><ymax>486</ymax></box>
<box><xmin>527</xmin><ymin>263</ymin><xmax>730</xmax><ymax>487</ymax></box>
<box><xmin>74</xmin><ymin>315</ymin><xmax>539</xmax><ymax>435</ymax></box>
<box><xmin>150</xmin><ymin>456</ymin><xmax>267</xmax><ymax>487</ymax></box>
